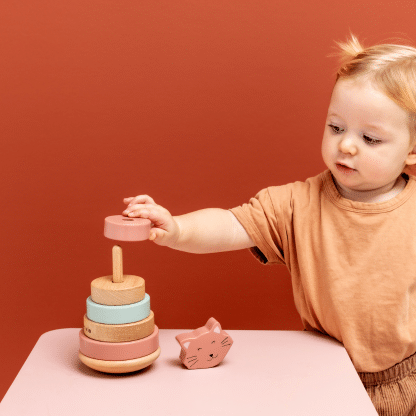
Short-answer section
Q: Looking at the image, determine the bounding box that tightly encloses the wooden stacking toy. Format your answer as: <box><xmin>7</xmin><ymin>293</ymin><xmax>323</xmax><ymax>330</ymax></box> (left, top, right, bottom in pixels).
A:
<box><xmin>79</xmin><ymin>215</ymin><xmax>161</xmax><ymax>373</ymax></box>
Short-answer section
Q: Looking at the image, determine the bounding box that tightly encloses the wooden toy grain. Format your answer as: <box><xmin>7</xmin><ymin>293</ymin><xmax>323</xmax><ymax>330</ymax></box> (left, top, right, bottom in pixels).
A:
<box><xmin>90</xmin><ymin>246</ymin><xmax>145</xmax><ymax>306</ymax></box>
<box><xmin>91</xmin><ymin>275</ymin><xmax>145</xmax><ymax>306</ymax></box>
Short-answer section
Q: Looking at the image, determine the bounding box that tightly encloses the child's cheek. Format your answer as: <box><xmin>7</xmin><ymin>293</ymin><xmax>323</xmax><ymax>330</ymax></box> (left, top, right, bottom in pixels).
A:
<box><xmin>362</xmin><ymin>153</ymin><xmax>383</xmax><ymax>170</ymax></box>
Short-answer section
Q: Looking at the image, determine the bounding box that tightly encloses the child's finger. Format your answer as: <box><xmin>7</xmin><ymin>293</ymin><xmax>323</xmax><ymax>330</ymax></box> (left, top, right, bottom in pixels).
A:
<box><xmin>126</xmin><ymin>207</ymin><xmax>158</xmax><ymax>222</ymax></box>
<box><xmin>123</xmin><ymin>203</ymin><xmax>148</xmax><ymax>215</ymax></box>
<box><xmin>125</xmin><ymin>206</ymin><xmax>168</xmax><ymax>228</ymax></box>
<box><xmin>123</xmin><ymin>203</ymin><xmax>158</xmax><ymax>216</ymax></box>
<box><xmin>124</xmin><ymin>195</ymin><xmax>156</xmax><ymax>206</ymax></box>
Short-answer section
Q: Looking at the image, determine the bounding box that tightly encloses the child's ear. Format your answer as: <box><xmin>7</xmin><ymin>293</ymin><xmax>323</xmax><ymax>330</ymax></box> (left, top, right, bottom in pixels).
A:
<box><xmin>406</xmin><ymin>141</ymin><xmax>416</xmax><ymax>166</ymax></box>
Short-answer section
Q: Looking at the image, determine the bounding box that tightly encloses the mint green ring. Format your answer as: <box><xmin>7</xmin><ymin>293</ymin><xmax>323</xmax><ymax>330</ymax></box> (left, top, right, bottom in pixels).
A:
<box><xmin>86</xmin><ymin>293</ymin><xmax>150</xmax><ymax>325</ymax></box>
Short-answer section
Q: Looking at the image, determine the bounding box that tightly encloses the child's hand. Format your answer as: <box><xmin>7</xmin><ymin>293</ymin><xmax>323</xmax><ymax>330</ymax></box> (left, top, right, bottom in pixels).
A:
<box><xmin>123</xmin><ymin>195</ymin><xmax>180</xmax><ymax>247</ymax></box>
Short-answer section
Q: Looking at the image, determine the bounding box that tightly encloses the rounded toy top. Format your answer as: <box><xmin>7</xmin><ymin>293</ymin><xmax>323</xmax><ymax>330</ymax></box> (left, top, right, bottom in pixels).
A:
<box><xmin>104</xmin><ymin>215</ymin><xmax>151</xmax><ymax>241</ymax></box>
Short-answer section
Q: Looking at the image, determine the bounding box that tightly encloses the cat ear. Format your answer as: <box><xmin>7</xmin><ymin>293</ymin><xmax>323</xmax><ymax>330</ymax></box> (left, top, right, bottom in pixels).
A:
<box><xmin>182</xmin><ymin>341</ymin><xmax>190</xmax><ymax>350</ymax></box>
<box><xmin>175</xmin><ymin>331</ymin><xmax>195</xmax><ymax>346</ymax></box>
<box><xmin>205</xmin><ymin>317</ymin><xmax>222</xmax><ymax>334</ymax></box>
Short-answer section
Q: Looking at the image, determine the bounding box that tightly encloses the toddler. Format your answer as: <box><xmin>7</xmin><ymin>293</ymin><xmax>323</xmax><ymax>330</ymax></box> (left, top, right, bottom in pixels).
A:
<box><xmin>122</xmin><ymin>34</ymin><xmax>416</xmax><ymax>415</ymax></box>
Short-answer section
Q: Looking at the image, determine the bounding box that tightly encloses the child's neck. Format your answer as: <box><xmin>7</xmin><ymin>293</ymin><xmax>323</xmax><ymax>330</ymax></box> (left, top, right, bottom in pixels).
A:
<box><xmin>333</xmin><ymin>174</ymin><xmax>407</xmax><ymax>203</ymax></box>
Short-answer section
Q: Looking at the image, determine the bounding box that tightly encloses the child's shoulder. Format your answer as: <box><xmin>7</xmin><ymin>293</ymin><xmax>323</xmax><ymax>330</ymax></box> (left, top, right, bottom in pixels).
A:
<box><xmin>255</xmin><ymin>170</ymin><xmax>327</xmax><ymax>207</ymax></box>
<box><xmin>265</xmin><ymin>170</ymin><xmax>326</xmax><ymax>195</ymax></box>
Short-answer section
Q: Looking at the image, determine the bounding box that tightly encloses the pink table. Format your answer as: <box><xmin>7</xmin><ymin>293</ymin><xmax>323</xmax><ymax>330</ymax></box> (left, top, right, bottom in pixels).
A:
<box><xmin>1</xmin><ymin>328</ymin><xmax>377</xmax><ymax>415</ymax></box>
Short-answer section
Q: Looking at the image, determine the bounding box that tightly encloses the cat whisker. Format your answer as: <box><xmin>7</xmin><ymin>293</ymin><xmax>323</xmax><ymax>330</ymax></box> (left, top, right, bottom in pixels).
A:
<box><xmin>222</xmin><ymin>343</ymin><xmax>232</xmax><ymax>347</ymax></box>
<box><xmin>187</xmin><ymin>357</ymin><xmax>198</xmax><ymax>362</ymax></box>
<box><xmin>221</xmin><ymin>337</ymin><xmax>229</xmax><ymax>344</ymax></box>
<box><xmin>189</xmin><ymin>360</ymin><xmax>199</xmax><ymax>368</ymax></box>
<box><xmin>186</xmin><ymin>355</ymin><xmax>197</xmax><ymax>359</ymax></box>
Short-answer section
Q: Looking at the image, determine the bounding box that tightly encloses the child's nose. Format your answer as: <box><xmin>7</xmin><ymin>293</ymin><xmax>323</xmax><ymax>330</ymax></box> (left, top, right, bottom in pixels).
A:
<box><xmin>339</xmin><ymin>136</ymin><xmax>358</xmax><ymax>155</ymax></box>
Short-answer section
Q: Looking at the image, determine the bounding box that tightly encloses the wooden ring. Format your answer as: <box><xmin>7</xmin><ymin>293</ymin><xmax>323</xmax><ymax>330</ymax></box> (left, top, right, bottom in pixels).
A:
<box><xmin>83</xmin><ymin>310</ymin><xmax>155</xmax><ymax>342</ymax></box>
<box><xmin>79</xmin><ymin>326</ymin><xmax>159</xmax><ymax>361</ymax></box>
<box><xmin>79</xmin><ymin>347</ymin><xmax>161</xmax><ymax>373</ymax></box>
<box><xmin>91</xmin><ymin>275</ymin><xmax>145</xmax><ymax>306</ymax></box>
<box><xmin>86</xmin><ymin>293</ymin><xmax>150</xmax><ymax>325</ymax></box>
<box><xmin>104</xmin><ymin>215</ymin><xmax>151</xmax><ymax>241</ymax></box>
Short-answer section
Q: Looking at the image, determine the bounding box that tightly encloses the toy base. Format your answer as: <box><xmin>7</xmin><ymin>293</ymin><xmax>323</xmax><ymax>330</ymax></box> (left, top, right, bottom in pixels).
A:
<box><xmin>78</xmin><ymin>346</ymin><xmax>161</xmax><ymax>373</ymax></box>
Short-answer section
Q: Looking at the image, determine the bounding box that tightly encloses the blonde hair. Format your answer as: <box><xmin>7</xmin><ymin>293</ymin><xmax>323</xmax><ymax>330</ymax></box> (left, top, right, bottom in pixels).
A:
<box><xmin>328</xmin><ymin>32</ymin><xmax>416</xmax><ymax>148</ymax></box>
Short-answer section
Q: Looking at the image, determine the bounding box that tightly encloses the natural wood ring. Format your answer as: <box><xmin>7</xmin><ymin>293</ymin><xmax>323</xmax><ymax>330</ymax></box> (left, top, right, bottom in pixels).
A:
<box><xmin>91</xmin><ymin>275</ymin><xmax>145</xmax><ymax>306</ymax></box>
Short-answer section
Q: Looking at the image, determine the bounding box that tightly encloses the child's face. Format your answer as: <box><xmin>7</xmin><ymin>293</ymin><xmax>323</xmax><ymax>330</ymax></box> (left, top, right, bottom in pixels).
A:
<box><xmin>321</xmin><ymin>78</ymin><xmax>416</xmax><ymax>201</ymax></box>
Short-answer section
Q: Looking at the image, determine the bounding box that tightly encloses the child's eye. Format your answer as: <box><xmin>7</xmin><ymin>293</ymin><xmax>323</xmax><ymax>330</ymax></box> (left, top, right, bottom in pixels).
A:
<box><xmin>363</xmin><ymin>135</ymin><xmax>382</xmax><ymax>145</ymax></box>
<box><xmin>328</xmin><ymin>124</ymin><xmax>342</xmax><ymax>134</ymax></box>
<box><xmin>328</xmin><ymin>124</ymin><xmax>381</xmax><ymax>145</ymax></box>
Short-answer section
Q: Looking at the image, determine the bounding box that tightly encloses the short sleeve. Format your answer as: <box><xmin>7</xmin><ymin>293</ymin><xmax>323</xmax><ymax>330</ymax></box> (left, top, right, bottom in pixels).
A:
<box><xmin>229</xmin><ymin>187</ymin><xmax>286</xmax><ymax>265</ymax></box>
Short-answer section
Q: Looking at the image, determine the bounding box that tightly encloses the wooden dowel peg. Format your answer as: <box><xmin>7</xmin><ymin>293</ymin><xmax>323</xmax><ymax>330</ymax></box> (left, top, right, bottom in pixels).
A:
<box><xmin>91</xmin><ymin>245</ymin><xmax>145</xmax><ymax>306</ymax></box>
<box><xmin>112</xmin><ymin>245</ymin><xmax>123</xmax><ymax>283</ymax></box>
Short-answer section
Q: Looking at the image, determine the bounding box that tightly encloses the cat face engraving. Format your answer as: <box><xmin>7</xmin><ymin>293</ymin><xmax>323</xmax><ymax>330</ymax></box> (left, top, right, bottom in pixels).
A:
<box><xmin>175</xmin><ymin>318</ymin><xmax>233</xmax><ymax>369</ymax></box>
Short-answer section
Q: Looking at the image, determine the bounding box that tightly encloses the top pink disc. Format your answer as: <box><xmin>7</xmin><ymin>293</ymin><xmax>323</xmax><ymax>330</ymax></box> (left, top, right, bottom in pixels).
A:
<box><xmin>104</xmin><ymin>215</ymin><xmax>151</xmax><ymax>241</ymax></box>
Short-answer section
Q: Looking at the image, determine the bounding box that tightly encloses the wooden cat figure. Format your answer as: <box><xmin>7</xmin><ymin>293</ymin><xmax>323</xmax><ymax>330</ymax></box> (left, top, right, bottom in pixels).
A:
<box><xmin>175</xmin><ymin>318</ymin><xmax>233</xmax><ymax>369</ymax></box>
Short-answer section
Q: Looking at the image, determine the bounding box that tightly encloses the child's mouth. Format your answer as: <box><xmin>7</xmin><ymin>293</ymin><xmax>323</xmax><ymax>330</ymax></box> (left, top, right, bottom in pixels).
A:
<box><xmin>336</xmin><ymin>163</ymin><xmax>356</xmax><ymax>174</ymax></box>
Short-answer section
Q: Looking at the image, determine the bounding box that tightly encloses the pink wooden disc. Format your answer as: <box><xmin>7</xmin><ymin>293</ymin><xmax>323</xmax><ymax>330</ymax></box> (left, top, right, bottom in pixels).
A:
<box><xmin>79</xmin><ymin>325</ymin><xmax>160</xmax><ymax>361</ymax></box>
<box><xmin>104</xmin><ymin>215</ymin><xmax>151</xmax><ymax>241</ymax></box>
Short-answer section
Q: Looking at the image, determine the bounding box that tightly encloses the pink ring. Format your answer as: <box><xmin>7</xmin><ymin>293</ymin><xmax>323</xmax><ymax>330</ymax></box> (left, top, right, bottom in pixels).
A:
<box><xmin>79</xmin><ymin>326</ymin><xmax>159</xmax><ymax>361</ymax></box>
<box><xmin>104</xmin><ymin>215</ymin><xmax>151</xmax><ymax>241</ymax></box>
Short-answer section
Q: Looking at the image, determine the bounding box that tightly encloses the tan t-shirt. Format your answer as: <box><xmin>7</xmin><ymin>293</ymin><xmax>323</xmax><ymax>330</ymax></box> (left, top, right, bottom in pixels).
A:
<box><xmin>229</xmin><ymin>169</ymin><xmax>416</xmax><ymax>372</ymax></box>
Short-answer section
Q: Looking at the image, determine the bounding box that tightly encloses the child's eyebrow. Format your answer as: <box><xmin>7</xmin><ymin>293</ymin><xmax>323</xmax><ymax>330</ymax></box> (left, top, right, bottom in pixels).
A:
<box><xmin>364</xmin><ymin>123</ymin><xmax>391</xmax><ymax>135</ymax></box>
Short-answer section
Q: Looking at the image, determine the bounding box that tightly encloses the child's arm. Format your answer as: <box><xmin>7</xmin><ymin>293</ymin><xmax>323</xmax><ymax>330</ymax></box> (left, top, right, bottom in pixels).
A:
<box><xmin>123</xmin><ymin>195</ymin><xmax>255</xmax><ymax>254</ymax></box>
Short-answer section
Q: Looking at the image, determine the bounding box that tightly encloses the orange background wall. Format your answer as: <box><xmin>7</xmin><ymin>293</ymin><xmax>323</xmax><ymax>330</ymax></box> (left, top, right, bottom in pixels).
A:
<box><xmin>2</xmin><ymin>0</ymin><xmax>416</xmax><ymax>401</ymax></box>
